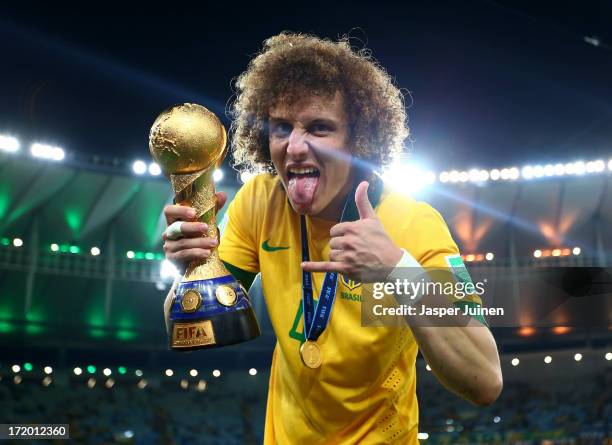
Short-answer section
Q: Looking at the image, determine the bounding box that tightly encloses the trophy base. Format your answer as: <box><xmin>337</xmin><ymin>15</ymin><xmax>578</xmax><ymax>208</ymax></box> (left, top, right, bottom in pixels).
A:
<box><xmin>169</xmin><ymin>275</ymin><xmax>261</xmax><ymax>351</ymax></box>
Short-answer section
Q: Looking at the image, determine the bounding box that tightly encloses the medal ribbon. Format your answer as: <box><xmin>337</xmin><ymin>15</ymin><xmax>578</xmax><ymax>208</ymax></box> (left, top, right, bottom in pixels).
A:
<box><xmin>300</xmin><ymin>197</ymin><xmax>350</xmax><ymax>342</ymax></box>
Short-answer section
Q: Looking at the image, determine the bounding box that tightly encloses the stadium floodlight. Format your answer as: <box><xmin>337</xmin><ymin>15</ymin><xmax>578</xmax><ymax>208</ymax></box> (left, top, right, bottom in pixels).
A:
<box><xmin>478</xmin><ymin>170</ymin><xmax>489</xmax><ymax>182</ymax></box>
<box><xmin>449</xmin><ymin>170</ymin><xmax>460</xmax><ymax>183</ymax></box>
<box><xmin>11</xmin><ymin>364</ymin><xmax>20</xmax><ymax>373</ymax></box>
<box><xmin>572</xmin><ymin>247</ymin><xmax>581</xmax><ymax>256</ymax></box>
<box><xmin>533</xmin><ymin>250</ymin><xmax>542</xmax><ymax>258</ymax></box>
<box><xmin>24</xmin><ymin>362</ymin><xmax>33</xmax><ymax>372</ymax></box>
<box><xmin>196</xmin><ymin>380</ymin><xmax>207</xmax><ymax>392</ymax></box>
<box><xmin>189</xmin><ymin>369</ymin><xmax>198</xmax><ymax>377</ymax></box>
<box><xmin>87</xmin><ymin>365</ymin><xmax>96</xmax><ymax>374</ymax></box>
<box><xmin>511</xmin><ymin>358</ymin><xmax>519</xmax><ymax>366</ymax></box>
<box><xmin>213</xmin><ymin>169</ymin><xmax>223</xmax><ymax>183</ymax></box>
<box><xmin>468</xmin><ymin>169</ymin><xmax>480</xmax><ymax>182</ymax></box>
<box><xmin>73</xmin><ymin>367</ymin><xmax>83</xmax><ymax>376</ymax></box>
<box><xmin>439</xmin><ymin>171</ymin><xmax>449</xmax><ymax>183</ymax></box>
<box><xmin>458</xmin><ymin>171</ymin><xmax>469</xmax><ymax>183</ymax></box>
<box><xmin>508</xmin><ymin>167</ymin><xmax>519</xmax><ymax>180</ymax></box>
<box><xmin>30</xmin><ymin>143</ymin><xmax>65</xmax><ymax>161</ymax></box>
<box><xmin>118</xmin><ymin>366</ymin><xmax>127</xmax><ymax>375</ymax></box>
<box><xmin>608</xmin><ymin>159</ymin><xmax>612</xmax><ymax>171</ymax></box>
<box><xmin>126</xmin><ymin>251</ymin><xmax>135</xmax><ymax>259</ymax></box>
<box><xmin>44</xmin><ymin>366</ymin><xmax>53</xmax><ymax>374</ymax></box>
<box><xmin>574</xmin><ymin>353</ymin><xmax>582</xmax><ymax>362</ymax></box>
<box><xmin>42</xmin><ymin>376</ymin><xmax>52</xmax><ymax>386</ymax></box>
<box><xmin>13</xmin><ymin>238</ymin><xmax>23</xmax><ymax>247</ymax></box>
<box><xmin>544</xmin><ymin>164</ymin><xmax>554</xmax><ymax>177</ymax></box>
<box><xmin>521</xmin><ymin>166</ymin><xmax>534</xmax><ymax>180</ymax></box>
<box><xmin>493</xmin><ymin>416</ymin><xmax>501</xmax><ymax>424</ymax></box>
<box><xmin>417</xmin><ymin>433</ymin><xmax>429</xmax><ymax>441</ymax></box>
<box><xmin>593</xmin><ymin>159</ymin><xmax>605</xmax><ymax>173</ymax></box>
<box><xmin>485</xmin><ymin>252</ymin><xmax>494</xmax><ymax>261</ymax></box>
<box><xmin>137</xmin><ymin>379</ymin><xmax>148</xmax><ymax>389</ymax></box>
<box><xmin>135</xmin><ymin>369</ymin><xmax>143</xmax><ymax>377</ymax></box>
<box><xmin>425</xmin><ymin>364</ymin><xmax>432</xmax><ymax>371</ymax></box>
<box><xmin>148</xmin><ymin>162</ymin><xmax>162</xmax><ymax>176</ymax></box>
<box><xmin>0</xmin><ymin>135</ymin><xmax>20</xmax><ymax>153</ymax></box>
<box><xmin>87</xmin><ymin>378</ymin><xmax>96</xmax><ymax>388</ymax></box>
<box><xmin>489</xmin><ymin>169</ymin><xmax>501</xmax><ymax>181</ymax></box>
<box><xmin>249</xmin><ymin>368</ymin><xmax>257</xmax><ymax>376</ymax></box>
<box><xmin>500</xmin><ymin>168</ymin><xmax>511</xmax><ymax>180</ymax></box>
<box><xmin>50</xmin><ymin>243</ymin><xmax>59</xmax><ymax>252</ymax></box>
<box><xmin>105</xmin><ymin>378</ymin><xmax>115</xmax><ymax>389</ymax></box>
<box><xmin>13</xmin><ymin>375</ymin><xmax>22</xmax><ymax>385</ymax></box>
<box><xmin>132</xmin><ymin>160</ymin><xmax>147</xmax><ymax>175</ymax></box>
<box><xmin>180</xmin><ymin>379</ymin><xmax>189</xmax><ymax>389</ymax></box>
<box><xmin>124</xmin><ymin>431</ymin><xmax>134</xmax><ymax>439</ymax></box>
<box><xmin>605</xmin><ymin>352</ymin><xmax>612</xmax><ymax>361</ymax></box>
<box><xmin>573</xmin><ymin>161</ymin><xmax>586</xmax><ymax>175</ymax></box>
<box><xmin>103</xmin><ymin>368</ymin><xmax>111</xmax><ymax>376</ymax></box>
<box><xmin>165</xmin><ymin>369</ymin><xmax>173</xmax><ymax>377</ymax></box>
<box><xmin>90</xmin><ymin>247</ymin><xmax>100</xmax><ymax>256</ymax></box>
<box><xmin>544</xmin><ymin>356</ymin><xmax>552</xmax><ymax>364</ymax></box>
<box><xmin>533</xmin><ymin>165</ymin><xmax>544</xmax><ymax>178</ymax></box>
<box><xmin>212</xmin><ymin>369</ymin><xmax>221</xmax><ymax>377</ymax></box>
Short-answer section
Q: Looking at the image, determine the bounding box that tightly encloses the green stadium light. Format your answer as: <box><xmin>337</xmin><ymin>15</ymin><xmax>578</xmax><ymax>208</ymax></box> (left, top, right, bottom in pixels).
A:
<box><xmin>135</xmin><ymin>251</ymin><xmax>144</xmax><ymax>260</ymax></box>
<box><xmin>23</xmin><ymin>362</ymin><xmax>33</xmax><ymax>372</ymax></box>
<box><xmin>155</xmin><ymin>253</ymin><xmax>164</xmax><ymax>260</ymax></box>
<box><xmin>87</xmin><ymin>365</ymin><xmax>96</xmax><ymax>374</ymax></box>
<box><xmin>60</xmin><ymin>244</ymin><xmax>69</xmax><ymax>253</ymax></box>
<box><xmin>118</xmin><ymin>366</ymin><xmax>127</xmax><ymax>375</ymax></box>
<box><xmin>1</xmin><ymin>238</ymin><xmax>10</xmax><ymax>246</ymax></box>
<box><xmin>69</xmin><ymin>245</ymin><xmax>80</xmax><ymax>254</ymax></box>
<box><xmin>144</xmin><ymin>252</ymin><xmax>155</xmax><ymax>260</ymax></box>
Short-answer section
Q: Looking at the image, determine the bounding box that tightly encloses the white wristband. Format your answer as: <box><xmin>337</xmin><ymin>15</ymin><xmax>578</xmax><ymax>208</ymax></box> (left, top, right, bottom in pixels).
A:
<box><xmin>385</xmin><ymin>248</ymin><xmax>429</xmax><ymax>305</ymax></box>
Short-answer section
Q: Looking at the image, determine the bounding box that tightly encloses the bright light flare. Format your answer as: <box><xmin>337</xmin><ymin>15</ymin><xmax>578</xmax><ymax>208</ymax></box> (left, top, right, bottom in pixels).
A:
<box><xmin>213</xmin><ymin>169</ymin><xmax>223</xmax><ymax>183</ymax></box>
<box><xmin>382</xmin><ymin>163</ymin><xmax>435</xmax><ymax>194</ymax></box>
<box><xmin>0</xmin><ymin>135</ymin><xmax>20</xmax><ymax>153</ymax></box>
<box><xmin>148</xmin><ymin>162</ymin><xmax>162</xmax><ymax>176</ymax></box>
<box><xmin>31</xmin><ymin>143</ymin><xmax>64</xmax><ymax>161</ymax></box>
<box><xmin>132</xmin><ymin>160</ymin><xmax>147</xmax><ymax>175</ymax></box>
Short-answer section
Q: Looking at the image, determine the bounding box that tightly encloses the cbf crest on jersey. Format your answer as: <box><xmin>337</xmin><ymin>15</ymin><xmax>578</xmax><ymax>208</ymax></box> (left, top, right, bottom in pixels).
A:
<box><xmin>340</xmin><ymin>275</ymin><xmax>362</xmax><ymax>291</ymax></box>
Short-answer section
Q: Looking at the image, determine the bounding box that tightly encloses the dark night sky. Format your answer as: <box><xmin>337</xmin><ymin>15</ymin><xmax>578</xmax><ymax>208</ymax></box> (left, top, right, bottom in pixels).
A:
<box><xmin>1</xmin><ymin>0</ymin><xmax>611</xmax><ymax>172</ymax></box>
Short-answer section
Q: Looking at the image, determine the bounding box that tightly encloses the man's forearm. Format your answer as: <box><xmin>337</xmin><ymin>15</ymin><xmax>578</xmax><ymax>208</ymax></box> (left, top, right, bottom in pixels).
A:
<box><xmin>411</xmin><ymin>320</ymin><xmax>502</xmax><ymax>406</ymax></box>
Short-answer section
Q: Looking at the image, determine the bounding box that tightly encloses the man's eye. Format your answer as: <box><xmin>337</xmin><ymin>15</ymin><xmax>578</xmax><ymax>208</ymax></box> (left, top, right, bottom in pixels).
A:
<box><xmin>311</xmin><ymin>124</ymin><xmax>331</xmax><ymax>135</ymax></box>
<box><xmin>272</xmin><ymin>123</ymin><xmax>292</xmax><ymax>135</ymax></box>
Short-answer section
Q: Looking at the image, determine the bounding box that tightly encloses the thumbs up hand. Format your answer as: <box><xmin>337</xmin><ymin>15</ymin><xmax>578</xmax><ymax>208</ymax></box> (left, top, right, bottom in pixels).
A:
<box><xmin>301</xmin><ymin>181</ymin><xmax>403</xmax><ymax>283</ymax></box>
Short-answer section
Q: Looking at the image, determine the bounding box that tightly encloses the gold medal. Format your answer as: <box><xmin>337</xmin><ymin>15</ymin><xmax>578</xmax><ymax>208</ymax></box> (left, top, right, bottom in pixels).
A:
<box><xmin>300</xmin><ymin>340</ymin><xmax>322</xmax><ymax>369</ymax></box>
<box><xmin>181</xmin><ymin>289</ymin><xmax>202</xmax><ymax>313</ymax></box>
<box><xmin>215</xmin><ymin>285</ymin><xmax>237</xmax><ymax>307</ymax></box>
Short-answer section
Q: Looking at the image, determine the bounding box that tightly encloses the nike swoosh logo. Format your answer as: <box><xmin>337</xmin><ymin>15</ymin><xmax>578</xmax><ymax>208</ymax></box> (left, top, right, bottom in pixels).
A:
<box><xmin>262</xmin><ymin>239</ymin><xmax>290</xmax><ymax>252</ymax></box>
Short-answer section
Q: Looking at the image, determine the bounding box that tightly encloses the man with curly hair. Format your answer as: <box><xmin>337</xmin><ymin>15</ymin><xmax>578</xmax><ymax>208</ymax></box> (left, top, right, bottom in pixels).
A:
<box><xmin>163</xmin><ymin>32</ymin><xmax>502</xmax><ymax>444</ymax></box>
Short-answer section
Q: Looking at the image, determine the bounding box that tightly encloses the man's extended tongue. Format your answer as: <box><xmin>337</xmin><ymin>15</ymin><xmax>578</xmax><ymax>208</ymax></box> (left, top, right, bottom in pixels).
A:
<box><xmin>288</xmin><ymin>176</ymin><xmax>319</xmax><ymax>206</ymax></box>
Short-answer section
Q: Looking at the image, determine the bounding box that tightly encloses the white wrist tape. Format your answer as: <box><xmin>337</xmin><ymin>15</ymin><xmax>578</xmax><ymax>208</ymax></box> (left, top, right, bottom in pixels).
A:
<box><xmin>385</xmin><ymin>248</ymin><xmax>429</xmax><ymax>305</ymax></box>
<box><xmin>165</xmin><ymin>221</ymin><xmax>184</xmax><ymax>240</ymax></box>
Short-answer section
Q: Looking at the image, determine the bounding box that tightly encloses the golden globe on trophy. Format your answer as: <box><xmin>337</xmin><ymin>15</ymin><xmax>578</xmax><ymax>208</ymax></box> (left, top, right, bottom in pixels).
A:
<box><xmin>149</xmin><ymin>103</ymin><xmax>260</xmax><ymax>351</ymax></box>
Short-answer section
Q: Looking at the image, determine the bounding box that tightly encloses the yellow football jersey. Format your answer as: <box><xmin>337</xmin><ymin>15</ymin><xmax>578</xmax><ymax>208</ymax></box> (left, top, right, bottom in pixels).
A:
<box><xmin>219</xmin><ymin>174</ymin><xmax>483</xmax><ymax>444</ymax></box>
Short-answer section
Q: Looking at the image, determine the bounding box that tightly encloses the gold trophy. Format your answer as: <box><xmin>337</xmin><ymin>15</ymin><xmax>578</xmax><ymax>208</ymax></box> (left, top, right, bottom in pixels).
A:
<box><xmin>149</xmin><ymin>103</ymin><xmax>260</xmax><ymax>350</ymax></box>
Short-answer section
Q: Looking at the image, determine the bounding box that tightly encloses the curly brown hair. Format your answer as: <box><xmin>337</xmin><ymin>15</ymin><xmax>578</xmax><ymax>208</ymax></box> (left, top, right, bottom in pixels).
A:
<box><xmin>229</xmin><ymin>32</ymin><xmax>409</xmax><ymax>174</ymax></box>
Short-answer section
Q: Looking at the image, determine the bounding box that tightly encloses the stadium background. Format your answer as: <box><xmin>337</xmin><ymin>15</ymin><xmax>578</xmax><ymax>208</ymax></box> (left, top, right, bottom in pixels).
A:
<box><xmin>1</xmin><ymin>1</ymin><xmax>611</xmax><ymax>444</ymax></box>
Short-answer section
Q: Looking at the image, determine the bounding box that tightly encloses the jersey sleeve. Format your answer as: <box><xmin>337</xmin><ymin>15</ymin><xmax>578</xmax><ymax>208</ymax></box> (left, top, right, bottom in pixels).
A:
<box><xmin>406</xmin><ymin>202</ymin><xmax>487</xmax><ymax>326</ymax></box>
<box><xmin>218</xmin><ymin>179</ymin><xmax>261</xmax><ymax>274</ymax></box>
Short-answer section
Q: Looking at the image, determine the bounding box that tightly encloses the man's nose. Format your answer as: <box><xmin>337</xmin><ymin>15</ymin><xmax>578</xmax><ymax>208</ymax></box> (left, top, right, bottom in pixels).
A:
<box><xmin>286</xmin><ymin>129</ymin><xmax>309</xmax><ymax>160</ymax></box>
